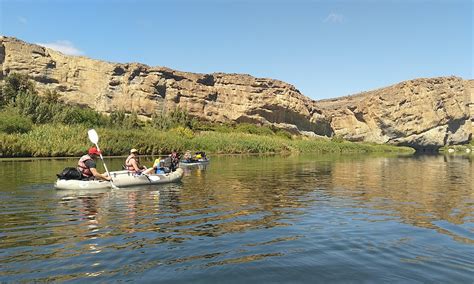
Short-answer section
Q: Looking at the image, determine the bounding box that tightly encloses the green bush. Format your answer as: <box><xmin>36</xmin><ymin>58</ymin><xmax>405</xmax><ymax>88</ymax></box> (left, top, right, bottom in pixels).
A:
<box><xmin>0</xmin><ymin>73</ymin><xmax>415</xmax><ymax>157</ymax></box>
<box><xmin>1</xmin><ymin>73</ymin><xmax>36</xmax><ymax>107</ymax></box>
<box><xmin>0</xmin><ymin>108</ymin><xmax>33</xmax><ymax>134</ymax></box>
<box><xmin>331</xmin><ymin>135</ymin><xmax>345</xmax><ymax>143</ymax></box>
<box><xmin>150</xmin><ymin>107</ymin><xmax>196</xmax><ymax>130</ymax></box>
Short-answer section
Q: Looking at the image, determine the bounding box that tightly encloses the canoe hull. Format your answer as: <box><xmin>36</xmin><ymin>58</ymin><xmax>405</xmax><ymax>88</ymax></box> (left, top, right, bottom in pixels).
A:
<box><xmin>54</xmin><ymin>179</ymin><xmax>112</xmax><ymax>190</ymax></box>
<box><xmin>55</xmin><ymin>168</ymin><xmax>184</xmax><ymax>190</ymax></box>
<box><xmin>179</xmin><ymin>159</ymin><xmax>210</xmax><ymax>167</ymax></box>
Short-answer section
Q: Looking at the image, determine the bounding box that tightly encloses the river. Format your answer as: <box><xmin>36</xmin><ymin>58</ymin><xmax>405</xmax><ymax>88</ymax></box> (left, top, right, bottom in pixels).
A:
<box><xmin>0</xmin><ymin>154</ymin><xmax>472</xmax><ymax>283</ymax></box>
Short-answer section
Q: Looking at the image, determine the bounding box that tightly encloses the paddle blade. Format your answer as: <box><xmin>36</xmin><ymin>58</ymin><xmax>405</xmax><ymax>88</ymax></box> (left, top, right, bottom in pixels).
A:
<box><xmin>147</xmin><ymin>175</ymin><xmax>160</xmax><ymax>182</ymax></box>
<box><xmin>87</xmin><ymin>129</ymin><xmax>99</xmax><ymax>144</ymax></box>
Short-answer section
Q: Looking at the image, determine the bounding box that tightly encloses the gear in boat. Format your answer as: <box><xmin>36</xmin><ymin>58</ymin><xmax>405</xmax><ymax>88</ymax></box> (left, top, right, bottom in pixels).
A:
<box><xmin>180</xmin><ymin>151</ymin><xmax>210</xmax><ymax>166</ymax></box>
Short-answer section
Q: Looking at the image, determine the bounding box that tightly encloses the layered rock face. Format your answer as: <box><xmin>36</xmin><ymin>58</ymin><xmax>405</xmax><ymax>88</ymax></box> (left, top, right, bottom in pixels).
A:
<box><xmin>0</xmin><ymin>36</ymin><xmax>331</xmax><ymax>136</ymax></box>
<box><xmin>0</xmin><ymin>36</ymin><xmax>471</xmax><ymax>149</ymax></box>
<box><xmin>316</xmin><ymin>77</ymin><xmax>472</xmax><ymax>149</ymax></box>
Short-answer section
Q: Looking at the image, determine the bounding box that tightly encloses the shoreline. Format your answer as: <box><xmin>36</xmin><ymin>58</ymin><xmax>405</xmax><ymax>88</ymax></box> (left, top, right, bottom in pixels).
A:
<box><xmin>0</xmin><ymin>151</ymin><xmax>419</xmax><ymax>162</ymax></box>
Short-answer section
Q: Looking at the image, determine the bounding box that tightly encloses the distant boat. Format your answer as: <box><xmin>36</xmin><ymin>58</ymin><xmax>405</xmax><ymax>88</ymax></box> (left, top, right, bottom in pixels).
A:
<box><xmin>179</xmin><ymin>158</ymin><xmax>210</xmax><ymax>167</ymax></box>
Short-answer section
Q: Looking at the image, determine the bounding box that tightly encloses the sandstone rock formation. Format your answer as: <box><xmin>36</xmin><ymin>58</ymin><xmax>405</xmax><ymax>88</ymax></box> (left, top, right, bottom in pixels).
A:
<box><xmin>316</xmin><ymin>77</ymin><xmax>472</xmax><ymax>149</ymax></box>
<box><xmin>0</xmin><ymin>36</ymin><xmax>332</xmax><ymax>136</ymax></box>
<box><xmin>0</xmin><ymin>36</ymin><xmax>472</xmax><ymax>149</ymax></box>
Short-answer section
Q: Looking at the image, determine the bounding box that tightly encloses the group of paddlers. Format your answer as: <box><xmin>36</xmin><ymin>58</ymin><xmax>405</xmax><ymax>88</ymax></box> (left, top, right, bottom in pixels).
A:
<box><xmin>71</xmin><ymin>147</ymin><xmax>206</xmax><ymax>181</ymax></box>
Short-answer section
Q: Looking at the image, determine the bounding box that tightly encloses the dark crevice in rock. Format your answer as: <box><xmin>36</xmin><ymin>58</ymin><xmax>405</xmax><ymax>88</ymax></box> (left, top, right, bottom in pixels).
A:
<box><xmin>347</xmin><ymin>106</ymin><xmax>366</xmax><ymax>123</ymax></box>
<box><xmin>236</xmin><ymin>115</ymin><xmax>263</xmax><ymax>124</ymax></box>
<box><xmin>354</xmin><ymin>111</ymin><xmax>366</xmax><ymax>123</ymax></box>
<box><xmin>155</xmin><ymin>84</ymin><xmax>166</xmax><ymax>99</ymax></box>
<box><xmin>444</xmin><ymin>118</ymin><xmax>466</xmax><ymax>145</ymax></box>
<box><xmin>46</xmin><ymin>61</ymin><xmax>56</xmax><ymax>69</ymax></box>
<box><xmin>109</xmin><ymin>80</ymin><xmax>120</xmax><ymax>86</ymax></box>
<box><xmin>113</xmin><ymin>66</ymin><xmax>126</xmax><ymax>76</ymax></box>
<box><xmin>34</xmin><ymin>76</ymin><xmax>59</xmax><ymax>84</ymax></box>
<box><xmin>205</xmin><ymin>92</ymin><xmax>218</xmax><ymax>102</ymax></box>
<box><xmin>197</xmin><ymin>74</ymin><xmax>215</xmax><ymax>86</ymax></box>
<box><xmin>128</xmin><ymin>68</ymin><xmax>142</xmax><ymax>81</ymax></box>
<box><xmin>247</xmin><ymin>104</ymin><xmax>332</xmax><ymax>136</ymax></box>
<box><xmin>173</xmin><ymin>93</ymin><xmax>181</xmax><ymax>103</ymax></box>
<box><xmin>160</xmin><ymin>70</ymin><xmax>187</xmax><ymax>82</ymax></box>
<box><xmin>377</xmin><ymin>120</ymin><xmax>405</xmax><ymax>138</ymax></box>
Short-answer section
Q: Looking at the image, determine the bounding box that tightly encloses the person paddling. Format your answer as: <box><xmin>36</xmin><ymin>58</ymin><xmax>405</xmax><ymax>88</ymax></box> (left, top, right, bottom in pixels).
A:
<box><xmin>143</xmin><ymin>150</ymin><xmax>180</xmax><ymax>175</ymax></box>
<box><xmin>77</xmin><ymin>147</ymin><xmax>111</xmax><ymax>181</ymax></box>
<box><xmin>125</xmin><ymin>148</ymin><xmax>147</xmax><ymax>174</ymax></box>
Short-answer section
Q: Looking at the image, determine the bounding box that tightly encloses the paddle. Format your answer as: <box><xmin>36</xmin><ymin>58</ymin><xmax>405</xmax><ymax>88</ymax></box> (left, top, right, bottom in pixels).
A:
<box><xmin>87</xmin><ymin>129</ymin><xmax>119</xmax><ymax>189</ymax></box>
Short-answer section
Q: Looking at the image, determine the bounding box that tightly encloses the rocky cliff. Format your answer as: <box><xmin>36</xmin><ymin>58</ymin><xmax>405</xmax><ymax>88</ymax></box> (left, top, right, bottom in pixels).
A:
<box><xmin>316</xmin><ymin>77</ymin><xmax>472</xmax><ymax>149</ymax></box>
<box><xmin>0</xmin><ymin>36</ymin><xmax>471</xmax><ymax>149</ymax></box>
<box><xmin>0</xmin><ymin>36</ymin><xmax>331</xmax><ymax>136</ymax></box>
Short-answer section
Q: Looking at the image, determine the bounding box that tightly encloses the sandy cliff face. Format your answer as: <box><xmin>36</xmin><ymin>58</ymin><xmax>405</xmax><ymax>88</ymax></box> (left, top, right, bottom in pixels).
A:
<box><xmin>316</xmin><ymin>77</ymin><xmax>472</xmax><ymax>149</ymax></box>
<box><xmin>0</xmin><ymin>36</ymin><xmax>471</xmax><ymax>148</ymax></box>
<box><xmin>0</xmin><ymin>36</ymin><xmax>332</xmax><ymax>135</ymax></box>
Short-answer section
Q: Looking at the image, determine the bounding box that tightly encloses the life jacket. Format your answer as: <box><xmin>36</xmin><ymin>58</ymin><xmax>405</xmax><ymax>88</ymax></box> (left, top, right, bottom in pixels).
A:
<box><xmin>125</xmin><ymin>154</ymin><xmax>140</xmax><ymax>172</ymax></box>
<box><xmin>77</xmin><ymin>154</ymin><xmax>94</xmax><ymax>178</ymax></box>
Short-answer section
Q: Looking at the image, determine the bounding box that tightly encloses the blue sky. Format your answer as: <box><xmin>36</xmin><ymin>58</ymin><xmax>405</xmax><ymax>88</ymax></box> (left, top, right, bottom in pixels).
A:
<box><xmin>1</xmin><ymin>0</ymin><xmax>472</xmax><ymax>100</ymax></box>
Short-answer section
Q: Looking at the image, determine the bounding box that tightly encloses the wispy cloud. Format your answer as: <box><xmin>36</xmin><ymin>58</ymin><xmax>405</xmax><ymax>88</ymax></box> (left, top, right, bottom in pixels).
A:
<box><xmin>324</xmin><ymin>13</ymin><xmax>344</xmax><ymax>24</ymax></box>
<box><xmin>36</xmin><ymin>40</ymin><xmax>84</xmax><ymax>56</ymax></box>
<box><xmin>18</xmin><ymin>16</ymin><xmax>28</xmax><ymax>24</ymax></box>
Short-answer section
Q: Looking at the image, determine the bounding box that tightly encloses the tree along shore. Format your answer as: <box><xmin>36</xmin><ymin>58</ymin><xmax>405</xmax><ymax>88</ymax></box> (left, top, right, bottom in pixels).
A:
<box><xmin>0</xmin><ymin>73</ymin><xmax>414</xmax><ymax>157</ymax></box>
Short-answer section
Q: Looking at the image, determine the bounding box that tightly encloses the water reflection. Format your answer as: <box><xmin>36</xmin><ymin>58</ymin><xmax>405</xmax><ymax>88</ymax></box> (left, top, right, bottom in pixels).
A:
<box><xmin>327</xmin><ymin>154</ymin><xmax>473</xmax><ymax>243</ymax></box>
<box><xmin>0</xmin><ymin>154</ymin><xmax>472</xmax><ymax>282</ymax></box>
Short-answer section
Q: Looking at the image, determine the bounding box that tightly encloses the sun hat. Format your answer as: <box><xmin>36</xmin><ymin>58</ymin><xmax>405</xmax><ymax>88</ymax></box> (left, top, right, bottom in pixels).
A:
<box><xmin>130</xmin><ymin>148</ymin><xmax>139</xmax><ymax>153</ymax></box>
<box><xmin>88</xmin><ymin>147</ymin><xmax>102</xmax><ymax>155</ymax></box>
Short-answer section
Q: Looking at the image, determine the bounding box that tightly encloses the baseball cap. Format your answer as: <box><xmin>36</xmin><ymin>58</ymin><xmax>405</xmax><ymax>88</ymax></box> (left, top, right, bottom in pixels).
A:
<box><xmin>88</xmin><ymin>147</ymin><xmax>102</xmax><ymax>155</ymax></box>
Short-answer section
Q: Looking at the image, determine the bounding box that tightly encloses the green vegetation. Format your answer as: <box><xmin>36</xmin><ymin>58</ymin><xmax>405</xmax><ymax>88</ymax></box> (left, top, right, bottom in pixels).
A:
<box><xmin>0</xmin><ymin>107</ymin><xmax>33</xmax><ymax>134</ymax></box>
<box><xmin>439</xmin><ymin>144</ymin><xmax>473</xmax><ymax>155</ymax></box>
<box><xmin>0</xmin><ymin>73</ymin><xmax>414</xmax><ymax>157</ymax></box>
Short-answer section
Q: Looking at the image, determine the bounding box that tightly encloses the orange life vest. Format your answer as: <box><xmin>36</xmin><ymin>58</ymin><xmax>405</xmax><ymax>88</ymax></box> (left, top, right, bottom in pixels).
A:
<box><xmin>125</xmin><ymin>154</ymin><xmax>140</xmax><ymax>172</ymax></box>
<box><xmin>77</xmin><ymin>154</ymin><xmax>93</xmax><ymax>178</ymax></box>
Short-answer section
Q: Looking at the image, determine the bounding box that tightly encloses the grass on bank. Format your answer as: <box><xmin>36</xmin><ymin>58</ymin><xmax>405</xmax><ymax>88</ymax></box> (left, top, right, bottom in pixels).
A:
<box><xmin>0</xmin><ymin>73</ymin><xmax>414</xmax><ymax>157</ymax></box>
<box><xmin>0</xmin><ymin>124</ymin><xmax>414</xmax><ymax>157</ymax></box>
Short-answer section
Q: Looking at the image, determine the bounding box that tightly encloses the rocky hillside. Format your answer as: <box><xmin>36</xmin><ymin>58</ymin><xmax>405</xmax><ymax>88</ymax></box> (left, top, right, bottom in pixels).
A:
<box><xmin>0</xmin><ymin>36</ymin><xmax>471</xmax><ymax>149</ymax></box>
<box><xmin>316</xmin><ymin>77</ymin><xmax>472</xmax><ymax>149</ymax></box>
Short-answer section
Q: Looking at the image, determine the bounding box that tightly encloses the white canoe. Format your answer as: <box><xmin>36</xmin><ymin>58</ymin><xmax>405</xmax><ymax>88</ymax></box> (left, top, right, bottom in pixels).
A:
<box><xmin>179</xmin><ymin>159</ymin><xmax>210</xmax><ymax>167</ymax></box>
<box><xmin>55</xmin><ymin>168</ymin><xmax>184</xmax><ymax>190</ymax></box>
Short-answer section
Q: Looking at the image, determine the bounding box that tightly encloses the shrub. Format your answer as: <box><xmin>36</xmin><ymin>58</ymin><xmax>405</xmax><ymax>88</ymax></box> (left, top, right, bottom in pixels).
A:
<box><xmin>235</xmin><ymin>123</ymin><xmax>274</xmax><ymax>136</ymax></box>
<box><xmin>0</xmin><ymin>108</ymin><xmax>33</xmax><ymax>134</ymax></box>
<box><xmin>150</xmin><ymin>107</ymin><xmax>196</xmax><ymax>130</ymax></box>
<box><xmin>170</xmin><ymin>126</ymin><xmax>194</xmax><ymax>139</ymax></box>
<box><xmin>1</xmin><ymin>73</ymin><xmax>36</xmax><ymax>107</ymax></box>
<box><xmin>14</xmin><ymin>90</ymin><xmax>41</xmax><ymax>119</ymax></box>
<box><xmin>331</xmin><ymin>135</ymin><xmax>345</xmax><ymax>143</ymax></box>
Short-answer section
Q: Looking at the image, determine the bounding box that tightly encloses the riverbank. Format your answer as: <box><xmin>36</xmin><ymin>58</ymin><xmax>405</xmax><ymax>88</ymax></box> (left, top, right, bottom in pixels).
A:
<box><xmin>0</xmin><ymin>124</ymin><xmax>414</xmax><ymax>158</ymax></box>
<box><xmin>439</xmin><ymin>142</ymin><xmax>474</xmax><ymax>155</ymax></box>
<box><xmin>0</xmin><ymin>74</ymin><xmax>415</xmax><ymax>158</ymax></box>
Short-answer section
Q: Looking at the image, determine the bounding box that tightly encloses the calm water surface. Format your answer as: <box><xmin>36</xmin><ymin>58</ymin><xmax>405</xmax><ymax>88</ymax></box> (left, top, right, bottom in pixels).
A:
<box><xmin>0</xmin><ymin>154</ymin><xmax>473</xmax><ymax>283</ymax></box>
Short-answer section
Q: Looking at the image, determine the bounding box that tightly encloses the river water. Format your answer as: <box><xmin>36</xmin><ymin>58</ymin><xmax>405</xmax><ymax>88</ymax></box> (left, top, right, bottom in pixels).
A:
<box><xmin>0</xmin><ymin>154</ymin><xmax>472</xmax><ymax>283</ymax></box>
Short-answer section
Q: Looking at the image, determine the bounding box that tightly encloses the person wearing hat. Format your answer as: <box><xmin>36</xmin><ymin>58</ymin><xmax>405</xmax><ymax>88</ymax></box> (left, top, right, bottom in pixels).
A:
<box><xmin>77</xmin><ymin>147</ymin><xmax>111</xmax><ymax>181</ymax></box>
<box><xmin>125</xmin><ymin>148</ymin><xmax>147</xmax><ymax>174</ymax></box>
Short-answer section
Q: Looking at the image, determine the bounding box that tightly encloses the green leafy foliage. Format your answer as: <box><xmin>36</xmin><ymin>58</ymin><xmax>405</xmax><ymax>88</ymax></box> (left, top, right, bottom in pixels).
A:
<box><xmin>0</xmin><ymin>73</ymin><xmax>414</xmax><ymax>157</ymax></box>
<box><xmin>0</xmin><ymin>107</ymin><xmax>33</xmax><ymax>134</ymax></box>
<box><xmin>150</xmin><ymin>107</ymin><xmax>196</xmax><ymax>131</ymax></box>
<box><xmin>331</xmin><ymin>135</ymin><xmax>345</xmax><ymax>143</ymax></box>
<box><xmin>109</xmin><ymin>109</ymin><xmax>142</xmax><ymax>129</ymax></box>
<box><xmin>1</xmin><ymin>73</ymin><xmax>36</xmax><ymax>107</ymax></box>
